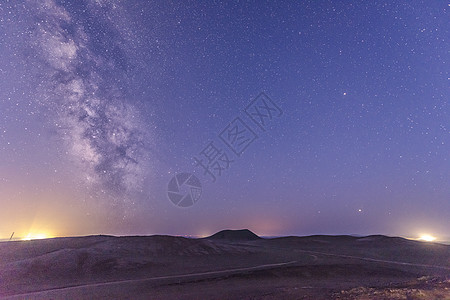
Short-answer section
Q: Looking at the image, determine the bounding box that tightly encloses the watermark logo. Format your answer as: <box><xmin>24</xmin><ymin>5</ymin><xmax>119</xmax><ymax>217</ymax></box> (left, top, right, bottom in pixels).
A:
<box><xmin>167</xmin><ymin>173</ymin><xmax>202</xmax><ymax>208</ymax></box>
<box><xmin>219</xmin><ymin>117</ymin><xmax>258</xmax><ymax>156</ymax></box>
<box><xmin>167</xmin><ymin>92</ymin><xmax>283</xmax><ymax>208</ymax></box>
<box><xmin>193</xmin><ymin>141</ymin><xmax>235</xmax><ymax>183</ymax></box>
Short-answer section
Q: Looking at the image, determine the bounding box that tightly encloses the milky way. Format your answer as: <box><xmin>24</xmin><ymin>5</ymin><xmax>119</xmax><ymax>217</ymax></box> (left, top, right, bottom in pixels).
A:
<box><xmin>28</xmin><ymin>0</ymin><xmax>152</xmax><ymax>205</ymax></box>
<box><xmin>1</xmin><ymin>1</ymin><xmax>448</xmax><ymax>239</ymax></box>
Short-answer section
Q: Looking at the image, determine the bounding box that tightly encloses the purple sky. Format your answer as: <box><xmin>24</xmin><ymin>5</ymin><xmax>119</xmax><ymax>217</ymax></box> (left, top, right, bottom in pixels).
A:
<box><xmin>0</xmin><ymin>0</ymin><xmax>448</xmax><ymax>240</ymax></box>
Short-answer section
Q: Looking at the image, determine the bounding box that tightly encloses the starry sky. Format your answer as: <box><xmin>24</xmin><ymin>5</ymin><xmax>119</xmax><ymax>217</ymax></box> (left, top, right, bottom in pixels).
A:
<box><xmin>0</xmin><ymin>1</ymin><xmax>448</xmax><ymax>240</ymax></box>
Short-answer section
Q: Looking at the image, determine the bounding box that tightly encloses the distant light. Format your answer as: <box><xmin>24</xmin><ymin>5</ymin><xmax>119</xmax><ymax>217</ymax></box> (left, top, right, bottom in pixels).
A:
<box><xmin>343</xmin><ymin>92</ymin><xmax>347</xmax><ymax>96</ymax></box>
<box><xmin>418</xmin><ymin>234</ymin><xmax>436</xmax><ymax>242</ymax></box>
<box><xmin>358</xmin><ymin>209</ymin><xmax>362</xmax><ymax>212</ymax></box>
<box><xmin>21</xmin><ymin>233</ymin><xmax>49</xmax><ymax>241</ymax></box>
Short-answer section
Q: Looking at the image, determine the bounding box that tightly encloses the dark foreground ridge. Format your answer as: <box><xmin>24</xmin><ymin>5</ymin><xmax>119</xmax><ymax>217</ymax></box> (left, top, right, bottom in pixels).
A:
<box><xmin>1</xmin><ymin>231</ymin><xmax>449</xmax><ymax>299</ymax></box>
<box><xmin>207</xmin><ymin>229</ymin><xmax>261</xmax><ymax>241</ymax></box>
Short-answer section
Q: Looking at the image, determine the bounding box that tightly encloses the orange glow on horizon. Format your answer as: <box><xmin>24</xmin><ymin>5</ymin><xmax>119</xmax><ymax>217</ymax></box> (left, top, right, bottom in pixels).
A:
<box><xmin>418</xmin><ymin>234</ymin><xmax>436</xmax><ymax>242</ymax></box>
<box><xmin>21</xmin><ymin>232</ymin><xmax>52</xmax><ymax>241</ymax></box>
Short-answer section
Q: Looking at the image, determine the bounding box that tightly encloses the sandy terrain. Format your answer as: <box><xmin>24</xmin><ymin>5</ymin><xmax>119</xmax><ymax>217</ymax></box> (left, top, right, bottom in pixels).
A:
<box><xmin>0</xmin><ymin>229</ymin><xmax>449</xmax><ymax>299</ymax></box>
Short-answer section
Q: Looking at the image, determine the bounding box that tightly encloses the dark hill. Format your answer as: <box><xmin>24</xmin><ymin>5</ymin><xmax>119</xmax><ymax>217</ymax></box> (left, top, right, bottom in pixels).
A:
<box><xmin>207</xmin><ymin>229</ymin><xmax>261</xmax><ymax>241</ymax></box>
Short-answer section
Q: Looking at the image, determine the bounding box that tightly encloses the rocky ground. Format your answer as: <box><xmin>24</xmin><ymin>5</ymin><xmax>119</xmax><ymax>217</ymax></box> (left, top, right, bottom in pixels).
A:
<box><xmin>0</xmin><ymin>229</ymin><xmax>449</xmax><ymax>299</ymax></box>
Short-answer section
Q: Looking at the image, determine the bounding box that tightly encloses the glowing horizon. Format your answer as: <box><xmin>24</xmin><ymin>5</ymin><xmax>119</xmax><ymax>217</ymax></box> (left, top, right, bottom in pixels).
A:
<box><xmin>21</xmin><ymin>233</ymin><xmax>51</xmax><ymax>241</ymax></box>
<box><xmin>0</xmin><ymin>0</ymin><xmax>448</xmax><ymax>241</ymax></box>
<box><xmin>418</xmin><ymin>234</ymin><xmax>437</xmax><ymax>242</ymax></box>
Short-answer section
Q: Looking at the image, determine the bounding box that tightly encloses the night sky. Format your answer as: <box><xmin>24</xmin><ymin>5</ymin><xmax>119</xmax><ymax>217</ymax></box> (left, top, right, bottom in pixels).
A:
<box><xmin>0</xmin><ymin>1</ymin><xmax>448</xmax><ymax>240</ymax></box>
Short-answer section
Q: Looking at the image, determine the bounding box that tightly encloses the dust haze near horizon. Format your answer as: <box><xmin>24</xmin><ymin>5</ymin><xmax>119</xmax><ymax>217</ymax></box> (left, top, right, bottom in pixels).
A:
<box><xmin>0</xmin><ymin>1</ymin><xmax>448</xmax><ymax>240</ymax></box>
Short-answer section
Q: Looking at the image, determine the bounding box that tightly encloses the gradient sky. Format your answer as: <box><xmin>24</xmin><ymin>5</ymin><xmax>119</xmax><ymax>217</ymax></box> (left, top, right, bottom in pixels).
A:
<box><xmin>0</xmin><ymin>0</ymin><xmax>448</xmax><ymax>240</ymax></box>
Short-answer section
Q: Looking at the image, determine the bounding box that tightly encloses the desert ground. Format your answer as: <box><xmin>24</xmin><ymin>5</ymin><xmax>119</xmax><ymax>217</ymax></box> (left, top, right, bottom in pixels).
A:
<box><xmin>0</xmin><ymin>229</ymin><xmax>449</xmax><ymax>299</ymax></box>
